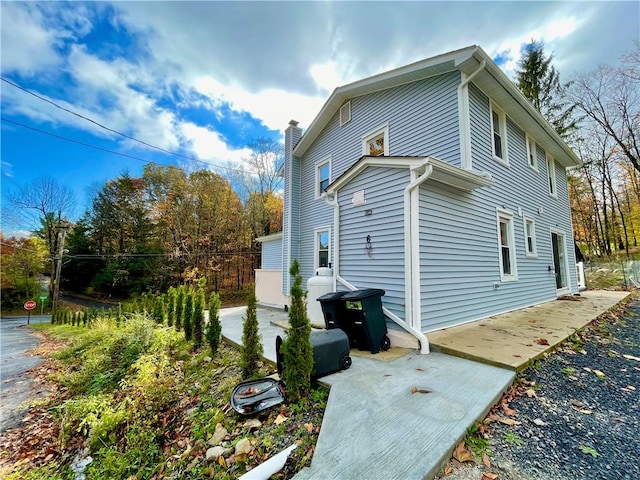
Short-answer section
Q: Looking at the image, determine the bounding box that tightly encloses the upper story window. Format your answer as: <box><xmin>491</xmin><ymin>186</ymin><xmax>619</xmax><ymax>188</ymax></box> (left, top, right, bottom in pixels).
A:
<box><xmin>547</xmin><ymin>154</ymin><xmax>557</xmax><ymax>197</ymax></box>
<box><xmin>497</xmin><ymin>209</ymin><xmax>517</xmax><ymax>281</ymax></box>
<box><xmin>316</xmin><ymin>158</ymin><xmax>330</xmax><ymax>198</ymax></box>
<box><xmin>490</xmin><ymin>102</ymin><xmax>508</xmax><ymax>165</ymax></box>
<box><xmin>526</xmin><ymin>135</ymin><xmax>537</xmax><ymax>171</ymax></box>
<box><xmin>362</xmin><ymin>123</ymin><xmax>389</xmax><ymax>157</ymax></box>
<box><xmin>524</xmin><ymin>216</ymin><xmax>537</xmax><ymax>257</ymax></box>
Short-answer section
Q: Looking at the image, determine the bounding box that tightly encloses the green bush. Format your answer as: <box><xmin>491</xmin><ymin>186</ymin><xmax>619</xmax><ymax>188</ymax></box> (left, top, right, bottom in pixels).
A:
<box><xmin>175</xmin><ymin>285</ymin><xmax>185</xmax><ymax>332</ymax></box>
<box><xmin>240</xmin><ymin>285</ymin><xmax>263</xmax><ymax>379</ymax></box>
<box><xmin>183</xmin><ymin>286</ymin><xmax>194</xmax><ymax>341</ymax></box>
<box><xmin>280</xmin><ymin>260</ymin><xmax>313</xmax><ymax>403</ymax></box>
<box><xmin>165</xmin><ymin>286</ymin><xmax>176</xmax><ymax>327</ymax></box>
<box><xmin>206</xmin><ymin>292</ymin><xmax>223</xmax><ymax>356</ymax></box>
<box><xmin>192</xmin><ymin>287</ymin><xmax>205</xmax><ymax>348</ymax></box>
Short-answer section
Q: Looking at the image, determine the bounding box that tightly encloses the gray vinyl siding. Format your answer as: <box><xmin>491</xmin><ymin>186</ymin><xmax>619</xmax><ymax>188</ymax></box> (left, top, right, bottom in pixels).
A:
<box><xmin>413</xmin><ymin>82</ymin><xmax>579</xmax><ymax>331</ymax></box>
<box><xmin>261</xmin><ymin>238</ymin><xmax>282</xmax><ymax>270</ymax></box>
<box><xmin>338</xmin><ymin>166</ymin><xmax>408</xmax><ymax>321</ymax></box>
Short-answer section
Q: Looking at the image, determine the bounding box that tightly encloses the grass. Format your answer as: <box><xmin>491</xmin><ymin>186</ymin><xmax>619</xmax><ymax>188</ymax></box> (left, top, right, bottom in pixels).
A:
<box><xmin>3</xmin><ymin>313</ymin><xmax>327</xmax><ymax>480</ymax></box>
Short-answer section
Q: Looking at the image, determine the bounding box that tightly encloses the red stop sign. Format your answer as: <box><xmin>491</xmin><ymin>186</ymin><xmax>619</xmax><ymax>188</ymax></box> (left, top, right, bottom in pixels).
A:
<box><xmin>24</xmin><ymin>300</ymin><xmax>37</xmax><ymax>310</ymax></box>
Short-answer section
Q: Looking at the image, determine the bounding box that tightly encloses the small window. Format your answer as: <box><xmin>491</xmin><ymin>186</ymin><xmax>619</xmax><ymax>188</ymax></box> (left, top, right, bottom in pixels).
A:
<box><xmin>526</xmin><ymin>135</ymin><xmax>537</xmax><ymax>171</ymax></box>
<box><xmin>315</xmin><ymin>229</ymin><xmax>330</xmax><ymax>269</ymax></box>
<box><xmin>340</xmin><ymin>101</ymin><xmax>351</xmax><ymax>126</ymax></box>
<box><xmin>547</xmin><ymin>154</ymin><xmax>557</xmax><ymax>197</ymax></box>
<box><xmin>524</xmin><ymin>216</ymin><xmax>537</xmax><ymax>257</ymax></box>
<box><xmin>497</xmin><ymin>209</ymin><xmax>517</xmax><ymax>281</ymax></box>
<box><xmin>316</xmin><ymin>158</ymin><xmax>330</xmax><ymax>198</ymax></box>
<box><xmin>490</xmin><ymin>102</ymin><xmax>508</xmax><ymax>165</ymax></box>
<box><xmin>362</xmin><ymin>124</ymin><xmax>389</xmax><ymax>157</ymax></box>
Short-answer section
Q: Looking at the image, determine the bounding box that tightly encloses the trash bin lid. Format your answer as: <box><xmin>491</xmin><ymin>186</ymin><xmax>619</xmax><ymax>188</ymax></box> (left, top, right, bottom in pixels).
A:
<box><xmin>341</xmin><ymin>288</ymin><xmax>386</xmax><ymax>300</ymax></box>
<box><xmin>230</xmin><ymin>378</ymin><xmax>285</xmax><ymax>415</ymax></box>
<box><xmin>317</xmin><ymin>291</ymin><xmax>348</xmax><ymax>302</ymax></box>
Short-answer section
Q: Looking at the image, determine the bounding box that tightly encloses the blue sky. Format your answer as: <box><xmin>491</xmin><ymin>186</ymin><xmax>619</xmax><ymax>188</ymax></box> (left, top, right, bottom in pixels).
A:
<box><xmin>1</xmin><ymin>1</ymin><xmax>639</xmax><ymax>236</ymax></box>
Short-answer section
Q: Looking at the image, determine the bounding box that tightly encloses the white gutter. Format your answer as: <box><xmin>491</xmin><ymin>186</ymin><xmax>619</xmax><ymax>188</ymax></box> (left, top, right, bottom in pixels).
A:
<box><xmin>403</xmin><ymin>163</ymin><xmax>433</xmax><ymax>354</ymax></box>
<box><xmin>457</xmin><ymin>60</ymin><xmax>486</xmax><ymax>170</ymax></box>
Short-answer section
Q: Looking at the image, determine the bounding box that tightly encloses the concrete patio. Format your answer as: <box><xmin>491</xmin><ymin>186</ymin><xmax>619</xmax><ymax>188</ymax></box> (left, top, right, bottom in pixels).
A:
<box><xmin>428</xmin><ymin>290</ymin><xmax>630</xmax><ymax>370</ymax></box>
<box><xmin>219</xmin><ymin>289</ymin><xmax>629</xmax><ymax>479</ymax></box>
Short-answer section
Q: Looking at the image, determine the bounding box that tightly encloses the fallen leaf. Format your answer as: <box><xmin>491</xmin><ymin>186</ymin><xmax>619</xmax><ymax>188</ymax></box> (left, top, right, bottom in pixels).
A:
<box><xmin>482</xmin><ymin>454</ymin><xmax>491</xmax><ymax>468</ymax></box>
<box><xmin>274</xmin><ymin>414</ymin><xmax>287</xmax><ymax>425</ymax></box>
<box><xmin>512</xmin><ymin>354</ymin><xmax>522</xmax><ymax>358</ymax></box>
<box><xmin>217</xmin><ymin>456</ymin><xmax>226</xmax><ymax>467</ymax></box>
<box><xmin>593</xmin><ymin>370</ymin><xmax>605</xmax><ymax>378</ymax></box>
<box><xmin>481</xmin><ymin>473</ymin><xmax>498</xmax><ymax>480</ymax></box>
<box><xmin>443</xmin><ymin>465</ymin><xmax>453</xmax><ymax>475</ymax></box>
<box><xmin>452</xmin><ymin>442</ymin><xmax>474</xmax><ymax>463</ymax></box>
<box><xmin>535</xmin><ymin>338</ymin><xmax>549</xmax><ymax>346</ymax></box>
<box><xmin>525</xmin><ymin>388</ymin><xmax>537</xmax><ymax>398</ymax></box>
<box><xmin>623</xmin><ymin>354</ymin><xmax>640</xmax><ymax>362</ymax></box>
<box><xmin>578</xmin><ymin>409</ymin><xmax>593</xmax><ymax>415</ymax></box>
<box><xmin>304</xmin><ymin>423</ymin><xmax>314</xmax><ymax>433</ymax></box>
<box><xmin>498</xmin><ymin>417</ymin><xmax>521</xmax><ymax>426</ymax></box>
<box><xmin>411</xmin><ymin>386</ymin><xmax>432</xmax><ymax>394</ymax></box>
<box><xmin>501</xmin><ymin>403</ymin><xmax>516</xmax><ymax>416</ymax></box>
<box><xmin>416</xmin><ymin>368</ymin><xmax>425</xmax><ymax>372</ymax></box>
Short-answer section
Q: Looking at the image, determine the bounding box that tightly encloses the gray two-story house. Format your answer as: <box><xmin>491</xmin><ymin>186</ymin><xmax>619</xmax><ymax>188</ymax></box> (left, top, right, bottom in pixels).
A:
<box><xmin>256</xmin><ymin>45</ymin><xmax>580</xmax><ymax>353</ymax></box>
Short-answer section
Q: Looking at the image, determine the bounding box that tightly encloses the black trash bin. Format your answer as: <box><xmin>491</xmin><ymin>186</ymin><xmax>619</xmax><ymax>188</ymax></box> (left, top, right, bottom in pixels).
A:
<box><xmin>341</xmin><ymin>288</ymin><xmax>390</xmax><ymax>354</ymax></box>
<box><xmin>276</xmin><ymin>330</ymin><xmax>351</xmax><ymax>380</ymax></box>
<box><xmin>317</xmin><ymin>291</ymin><xmax>360</xmax><ymax>348</ymax></box>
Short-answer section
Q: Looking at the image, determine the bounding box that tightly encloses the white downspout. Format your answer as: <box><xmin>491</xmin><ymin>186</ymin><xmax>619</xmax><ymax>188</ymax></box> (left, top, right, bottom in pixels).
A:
<box><xmin>404</xmin><ymin>163</ymin><xmax>433</xmax><ymax>354</ymax></box>
<box><xmin>323</xmin><ymin>192</ymin><xmax>339</xmax><ymax>291</ymax></box>
<box><xmin>458</xmin><ymin>60</ymin><xmax>486</xmax><ymax>170</ymax></box>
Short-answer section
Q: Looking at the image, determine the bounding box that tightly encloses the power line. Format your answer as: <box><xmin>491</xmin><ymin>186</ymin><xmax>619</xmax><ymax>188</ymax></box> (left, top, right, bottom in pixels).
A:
<box><xmin>1</xmin><ymin>118</ymin><xmax>246</xmax><ymax>176</ymax></box>
<box><xmin>1</xmin><ymin>77</ymin><xmax>252</xmax><ymax>175</ymax></box>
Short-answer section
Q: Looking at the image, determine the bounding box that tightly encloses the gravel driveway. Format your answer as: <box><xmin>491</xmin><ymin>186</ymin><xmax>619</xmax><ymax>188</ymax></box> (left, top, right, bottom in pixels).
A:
<box><xmin>441</xmin><ymin>298</ymin><xmax>639</xmax><ymax>480</ymax></box>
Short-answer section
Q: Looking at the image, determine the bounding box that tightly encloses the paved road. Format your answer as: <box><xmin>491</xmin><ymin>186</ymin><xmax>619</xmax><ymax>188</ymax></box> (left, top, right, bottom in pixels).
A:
<box><xmin>0</xmin><ymin>315</ymin><xmax>50</xmax><ymax>433</ymax></box>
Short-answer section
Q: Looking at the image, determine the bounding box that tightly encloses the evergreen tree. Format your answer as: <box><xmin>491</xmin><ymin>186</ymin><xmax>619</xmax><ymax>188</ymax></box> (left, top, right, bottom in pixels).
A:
<box><xmin>515</xmin><ymin>40</ymin><xmax>576</xmax><ymax>138</ymax></box>
<box><xmin>192</xmin><ymin>287</ymin><xmax>205</xmax><ymax>348</ymax></box>
<box><xmin>165</xmin><ymin>287</ymin><xmax>176</xmax><ymax>327</ymax></box>
<box><xmin>175</xmin><ymin>285</ymin><xmax>185</xmax><ymax>332</ymax></box>
<box><xmin>240</xmin><ymin>286</ymin><xmax>263</xmax><ymax>379</ymax></box>
<box><xmin>183</xmin><ymin>286</ymin><xmax>194</xmax><ymax>341</ymax></box>
<box><xmin>206</xmin><ymin>292</ymin><xmax>223</xmax><ymax>356</ymax></box>
<box><xmin>152</xmin><ymin>296</ymin><xmax>165</xmax><ymax>324</ymax></box>
<box><xmin>280</xmin><ymin>260</ymin><xmax>314</xmax><ymax>402</ymax></box>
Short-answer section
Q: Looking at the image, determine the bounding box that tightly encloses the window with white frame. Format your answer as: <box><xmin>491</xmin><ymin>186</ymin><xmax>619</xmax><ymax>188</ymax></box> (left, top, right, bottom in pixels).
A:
<box><xmin>316</xmin><ymin>158</ymin><xmax>330</xmax><ymax>198</ymax></box>
<box><xmin>547</xmin><ymin>154</ymin><xmax>557</xmax><ymax>197</ymax></box>
<box><xmin>362</xmin><ymin>124</ymin><xmax>389</xmax><ymax>157</ymax></box>
<box><xmin>491</xmin><ymin>102</ymin><xmax>508</xmax><ymax>164</ymax></box>
<box><xmin>526</xmin><ymin>135</ymin><xmax>537</xmax><ymax>171</ymax></box>
<box><xmin>523</xmin><ymin>216</ymin><xmax>537</xmax><ymax>257</ymax></box>
<box><xmin>315</xmin><ymin>229</ymin><xmax>330</xmax><ymax>269</ymax></box>
<box><xmin>497</xmin><ymin>209</ymin><xmax>517</xmax><ymax>281</ymax></box>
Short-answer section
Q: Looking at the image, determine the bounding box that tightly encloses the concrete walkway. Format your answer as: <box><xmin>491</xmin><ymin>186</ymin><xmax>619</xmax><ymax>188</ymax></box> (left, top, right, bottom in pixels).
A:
<box><xmin>428</xmin><ymin>290</ymin><xmax>630</xmax><ymax>370</ymax></box>
<box><xmin>219</xmin><ymin>307</ymin><xmax>515</xmax><ymax>480</ymax></box>
<box><xmin>219</xmin><ymin>290</ymin><xmax>628</xmax><ymax>479</ymax></box>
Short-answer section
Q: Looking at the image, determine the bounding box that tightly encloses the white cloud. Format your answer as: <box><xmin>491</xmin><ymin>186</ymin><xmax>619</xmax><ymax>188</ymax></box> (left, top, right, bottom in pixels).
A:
<box><xmin>180</xmin><ymin>122</ymin><xmax>252</xmax><ymax>165</ymax></box>
<box><xmin>191</xmin><ymin>76</ymin><xmax>325</xmax><ymax>131</ymax></box>
<box><xmin>0</xmin><ymin>2</ymin><xmax>63</xmax><ymax>75</ymax></box>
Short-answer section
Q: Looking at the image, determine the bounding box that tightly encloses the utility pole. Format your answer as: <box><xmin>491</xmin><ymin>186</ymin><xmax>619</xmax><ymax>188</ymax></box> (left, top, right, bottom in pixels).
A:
<box><xmin>51</xmin><ymin>222</ymin><xmax>70</xmax><ymax>315</ymax></box>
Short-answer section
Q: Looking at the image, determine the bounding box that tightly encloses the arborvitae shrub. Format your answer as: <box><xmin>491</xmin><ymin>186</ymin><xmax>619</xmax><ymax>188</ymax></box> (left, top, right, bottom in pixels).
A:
<box><xmin>183</xmin><ymin>287</ymin><xmax>194</xmax><ymax>341</ymax></box>
<box><xmin>165</xmin><ymin>287</ymin><xmax>176</xmax><ymax>327</ymax></box>
<box><xmin>206</xmin><ymin>292</ymin><xmax>222</xmax><ymax>356</ymax></box>
<box><xmin>175</xmin><ymin>286</ymin><xmax>185</xmax><ymax>332</ymax></box>
<box><xmin>152</xmin><ymin>296</ymin><xmax>165</xmax><ymax>324</ymax></box>
<box><xmin>240</xmin><ymin>286</ymin><xmax>263</xmax><ymax>379</ymax></box>
<box><xmin>192</xmin><ymin>287</ymin><xmax>205</xmax><ymax>348</ymax></box>
<box><xmin>280</xmin><ymin>259</ymin><xmax>313</xmax><ymax>403</ymax></box>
